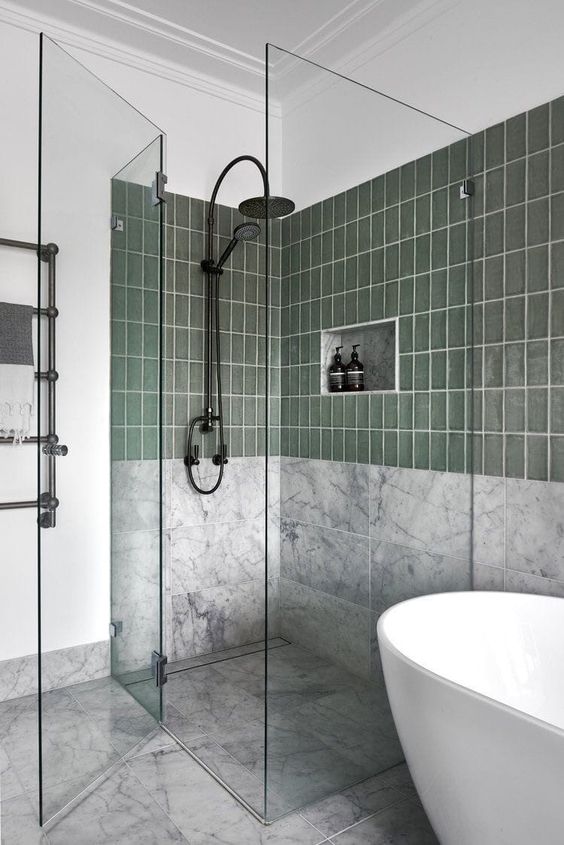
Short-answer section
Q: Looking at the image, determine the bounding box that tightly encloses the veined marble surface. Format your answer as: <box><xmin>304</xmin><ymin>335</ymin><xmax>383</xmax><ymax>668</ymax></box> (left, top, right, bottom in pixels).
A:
<box><xmin>370</xmin><ymin>465</ymin><xmax>471</xmax><ymax>559</ymax></box>
<box><xmin>280</xmin><ymin>518</ymin><xmax>370</xmax><ymax>607</ymax></box>
<box><xmin>111</xmin><ymin>460</ymin><xmax>161</xmax><ymax>533</ymax></box>
<box><xmin>506</xmin><ymin>477</ymin><xmax>564</xmax><ymax>580</ymax></box>
<box><xmin>280</xmin><ymin>457</ymin><xmax>369</xmax><ymax>534</ymax></box>
<box><xmin>168</xmin><ymin>457</ymin><xmax>266</xmax><ymax>529</ymax></box>
<box><xmin>171</xmin><ymin>579</ymin><xmax>277</xmax><ymax>661</ymax></box>
<box><xmin>0</xmin><ymin>640</ymin><xmax>109</xmax><ymax>703</ymax></box>
<box><xmin>473</xmin><ymin>475</ymin><xmax>505</xmax><ymax>567</ymax></box>
<box><xmin>370</xmin><ymin>540</ymin><xmax>471</xmax><ymax>616</ymax></box>
<box><xmin>171</xmin><ymin>518</ymin><xmax>264</xmax><ymax>595</ymax></box>
<box><xmin>280</xmin><ymin>578</ymin><xmax>370</xmax><ymax>679</ymax></box>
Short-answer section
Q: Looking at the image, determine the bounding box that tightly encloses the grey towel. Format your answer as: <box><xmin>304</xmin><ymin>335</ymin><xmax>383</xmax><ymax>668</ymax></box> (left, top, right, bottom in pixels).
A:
<box><xmin>0</xmin><ymin>302</ymin><xmax>34</xmax><ymax>365</ymax></box>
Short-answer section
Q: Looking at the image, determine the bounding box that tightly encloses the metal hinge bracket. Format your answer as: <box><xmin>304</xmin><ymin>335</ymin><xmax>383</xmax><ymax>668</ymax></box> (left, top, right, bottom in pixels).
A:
<box><xmin>459</xmin><ymin>179</ymin><xmax>474</xmax><ymax>199</ymax></box>
<box><xmin>109</xmin><ymin>621</ymin><xmax>123</xmax><ymax>638</ymax></box>
<box><xmin>151</xmin><ymin>651</ymin><xmax>168</xmax><ymax>687</ymax></box>
<box><xmin>152</xmin><ymin>171</ymin><xmax>168</xmax><ymax>206</ymax></box>
<box><xmin>111</xmin><ymin>215</ymin><xmax>124</xmax><ymax>231</ymax></box>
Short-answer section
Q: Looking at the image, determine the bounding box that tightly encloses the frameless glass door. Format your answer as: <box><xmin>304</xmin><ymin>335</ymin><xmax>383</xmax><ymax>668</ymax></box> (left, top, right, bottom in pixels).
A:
<box><xmin>38</xmin><ymin>35</ymin><xmax>165</xmax><ymax>824</ymax></box>
<box><xmin>266</xmin><ymin>43</ymin><xmax>474</xmax><ymax>820</ymax></box>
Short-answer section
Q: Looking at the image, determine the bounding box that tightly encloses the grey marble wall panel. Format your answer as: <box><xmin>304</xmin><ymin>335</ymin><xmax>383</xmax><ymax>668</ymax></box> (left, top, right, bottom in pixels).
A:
<box><xmin>280</xmin><ymin>519</ymin><xmax>369</xmax><ymax>607</ymax></box>
<box><xmin>473</xmin><ymin>562</ymin><xmax>505</xmax><ymax>591</ymax></box>
<box><xmin>279</xmin><ymin>578</ymin><xmax>370</xmax><ymax>678</ymax></box>
<box><xmin>171</xmin><ymin>579</ymin><xmax>267</xmax><ymax>661</ymax></box>
<box><xmin>506</xmin><ymin>478</ymin><xmax>564</xmax><ymax>580</ymax></box>
<box><xmin>112</xmin><ymin>460</ymin><xmax>160</xmax><ymax>533</ymax></box>
<box><xmin>505</xmin><ymin>569</ymin><xmax>564</xmax><ymax>597</ymax></box>
<box><xmin>280</xmin><ymin>458</ymin><xmax>369</xmax><ymax>534</ymax></box>
<box><xmin>473</xmin><ymin>475</ymin><xmax>505</xmax><ymax>567</ymax></box>
<box><xmin>169</xmin><ymin>457</ymin><xmax>266</xmax><ymax>529</ymax></box>
<box><xmin>111</xmin><ymin>529</ymin><xmax>161</xmax><ymax>673</ymax></box>
<box><xmin>370</xmin><ymin>540</ymin><xmax>471</xmax><ymax>617</ymax></box>
<box><xmin>370</xmin><ymin>466</ymin><xmax>471</xmax><ymax>559</ymax></box>
<box><xmin>0</xmin><ymin>641</ymin><xmax>109</xmax><ymax>702</ymax></box>
<box><xmin>171</xmin><ymin>519</ymin><xmax>264</xmax><ymax>595</ymax></box>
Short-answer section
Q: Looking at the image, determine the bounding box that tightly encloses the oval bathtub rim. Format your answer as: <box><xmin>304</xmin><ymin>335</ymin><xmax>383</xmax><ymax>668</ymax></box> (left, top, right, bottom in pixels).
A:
<box><xmin>377</xmin><ymin>590</ymin><xmax>564</xmax><ymax>742</ymax></box>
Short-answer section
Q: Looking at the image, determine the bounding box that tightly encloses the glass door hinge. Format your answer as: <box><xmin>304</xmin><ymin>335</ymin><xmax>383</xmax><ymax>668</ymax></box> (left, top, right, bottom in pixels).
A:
<box><xmin>151</xmin><ymin>651</ymin><xmax>168</xmax><ymax>687</ymax></box>
<box><xmin>109</xmin><ymin>621</ymin><xmax>123</xmax><ymax>637</ymax></box>
<box><xmin>459</xmin><ymin>179</ymin><xmax>474</xmax><ymax>199</ymax></box>
<box><xmin>111</xmin><ymin>215</ymin><xmax>124</xmax><ymax>231</ymax></box>
<box><xmin>152</xmin><ymin>171</ymin><xmax>168</xmax><ymax>206</ymax></box>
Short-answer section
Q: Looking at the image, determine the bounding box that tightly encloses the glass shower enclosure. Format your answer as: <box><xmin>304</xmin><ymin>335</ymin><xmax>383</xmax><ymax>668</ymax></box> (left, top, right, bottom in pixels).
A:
<box><xmin>37</xmin><ymin>36</ymin><xmax>165</xmax><ymax>824</ymax></box>
<box><xmin>32</xmin><ymin>33</ymin><xmax>475</xmax><ymax>830</ymax></box>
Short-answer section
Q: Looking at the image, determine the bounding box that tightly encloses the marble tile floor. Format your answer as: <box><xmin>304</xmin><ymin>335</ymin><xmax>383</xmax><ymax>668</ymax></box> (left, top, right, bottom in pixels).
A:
<box><xmin>2</xmin><ymin>744</ymin><xmax>436</xmax><ymax>844</ymax></box>
<box><xmin>160</xmin><ymin>640</ymin><xmax>403</xmax><ymax>819</ymax></box>
<box><xmin>0</xmin><ymin>642</ymin><xmax>434</xmax><ymax>843</ymax></box>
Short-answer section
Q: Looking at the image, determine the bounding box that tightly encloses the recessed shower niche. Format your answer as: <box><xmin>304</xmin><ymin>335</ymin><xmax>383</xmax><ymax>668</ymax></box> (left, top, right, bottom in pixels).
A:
<box><xmin>321</xmin><ymin>317</ymin><xmax>398</xmax><ymax>393</ymax></box>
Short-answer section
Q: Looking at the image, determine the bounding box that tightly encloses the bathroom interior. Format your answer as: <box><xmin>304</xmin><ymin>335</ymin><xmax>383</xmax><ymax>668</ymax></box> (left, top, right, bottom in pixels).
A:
<box><xmin>1</xmin><ymin>2</ymin><xmax>564</xmax><ymax>843</ymax></box>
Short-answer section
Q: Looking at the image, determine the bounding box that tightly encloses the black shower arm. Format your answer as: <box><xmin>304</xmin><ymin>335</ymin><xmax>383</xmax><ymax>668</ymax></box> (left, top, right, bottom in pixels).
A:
<box><xmin>206</xmin><ymin>154</ymin><xmax>269</xmax><ymax>254</ymax></box>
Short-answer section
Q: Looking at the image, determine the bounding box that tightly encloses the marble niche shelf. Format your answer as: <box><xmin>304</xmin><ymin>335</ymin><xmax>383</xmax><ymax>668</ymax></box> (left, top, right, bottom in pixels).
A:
<box><xmin>321</xmin><ymin>317</ymin><xmax>398</xmax><ymax>394</ymax></box>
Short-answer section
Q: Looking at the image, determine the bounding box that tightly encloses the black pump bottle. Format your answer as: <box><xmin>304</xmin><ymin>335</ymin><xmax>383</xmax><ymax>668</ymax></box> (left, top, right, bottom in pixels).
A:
<box><xmin>329</xmin><ymin>346</ymin><xmax>346</xmax><ymax>392</ymax></box>
<box><xmin>346</xmin><ymin>344</ymin><xmax>364</xmax><ymax>391</ymax></box>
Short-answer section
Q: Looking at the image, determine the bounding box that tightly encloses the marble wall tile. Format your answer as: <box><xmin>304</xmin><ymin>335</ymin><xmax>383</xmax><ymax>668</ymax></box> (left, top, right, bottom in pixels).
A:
<box><xmin>279</xmin><ymin>578</ymin><xmax>370</xmax><ymax>679</ymax></box>
<box><xmin>169</xmin><ymin>457</ymin><xmax>266</xmax><ymax>529</ymax></box>
<box><xmin>505</xmin><ymin>568</ymin><xmax>564</xmax><ymax>597</ymax></box>
<box><xmin>111</xmin><ymin>460</ymin><xmax>161</xmax><ymax>533</ymax></box>
<box><xmin>370</xmin><ymin>540</ymin><xmax>471</xmax><ymax>617</ymax></box>
<box><xmin>370</xmin><ymin>466</ymin><xmax>471</xmax><ymax>559</ymax></box>
<box><xmin>280</xmin><ymin>519</ymin><xmax>369</xmax><ymax>606</ymax></box>
<box><xmin>171</xmin><ymin>579</ymin><xmax>267</xmax><ymax>661</ymax></box>
<box><xmin>473</xmin><ymin>562</ymin><xmax>505</xmax><ymax>590</ymax></box>
<box><xmin>506</xmin><ymin>478</ymin><xmax>564</xmax><ymax>580</ymax></box>
<box><xmin>280</xmin><ymin>457</ymin><xmax>369</xmax><ymax>534</ymax></box>
<box><xmin>171</xmin><ymin>519</ymin><xmax>264</xmax><ymax>595</ymax></box>
<box><xmin>111</xmin><ymin>528</ymin><xmax>161</xmax><ymax>674</ymax></box>
<box><xmin>473</xmin><ymin>475</ymin><xmax>505</xmax><ymax>567</ymax></box>
<box><xmin>0</xmin><ymin>641</ymin><xmax>109</xmax><ymax>703</ymax></box>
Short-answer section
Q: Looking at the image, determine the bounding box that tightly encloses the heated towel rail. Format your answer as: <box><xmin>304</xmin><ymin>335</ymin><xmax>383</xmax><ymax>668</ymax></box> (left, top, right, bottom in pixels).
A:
<box><xmin>0</xmin><ymin>236</ymin><xmax>67</xmax><ymax>528</ymax></box>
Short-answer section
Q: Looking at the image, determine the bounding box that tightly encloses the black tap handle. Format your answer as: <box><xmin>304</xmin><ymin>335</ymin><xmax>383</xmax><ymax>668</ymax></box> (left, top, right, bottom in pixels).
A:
<box><xmin>184</xmin><ymin>444</ymin><xmax>200</xmax><ymax>467</ymax></box>
<box><xmin>222</xmin><ymin>443</ymin><xmax>228</xmax><ymax>465</ymax></box>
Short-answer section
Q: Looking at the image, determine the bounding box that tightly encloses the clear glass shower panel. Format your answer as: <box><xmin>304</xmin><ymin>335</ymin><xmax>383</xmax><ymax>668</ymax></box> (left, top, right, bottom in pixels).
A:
<box><xmin>38</xmin><ymin>35</ymin><xmax>165</xmax><ymax>825</ymax></box>
<box><xmin>266</xmin><ymin>43</ymin><xmax>474</xmax><ymax>820</ymax></box>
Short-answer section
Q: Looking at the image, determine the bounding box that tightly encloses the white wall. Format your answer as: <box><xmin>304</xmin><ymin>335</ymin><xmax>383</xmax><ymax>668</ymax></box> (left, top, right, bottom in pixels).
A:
<box><xmin>0</xmin><ymin>17</ymin><xmax>275</xmax><ymax>662</ymax></box>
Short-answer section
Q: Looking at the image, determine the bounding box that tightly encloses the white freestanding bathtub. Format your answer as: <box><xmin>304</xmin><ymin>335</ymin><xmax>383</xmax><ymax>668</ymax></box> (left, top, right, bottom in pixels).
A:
<box><xmin>378</xmin><ymin>591</ymin><xmax>564</xmax><ymax>845</ymax></box>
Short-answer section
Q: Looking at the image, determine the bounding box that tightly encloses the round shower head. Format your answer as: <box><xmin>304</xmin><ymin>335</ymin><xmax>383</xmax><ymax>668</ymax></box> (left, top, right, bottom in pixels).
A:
<box><xmin>238</xmin><ymin>195</ymin><xmax>295</xmax><ymax>219</ymax></box>
<box><xmin>234</xmin><ymin>222</ymin><xmax>261</xmax><ymax>241</ymax></box>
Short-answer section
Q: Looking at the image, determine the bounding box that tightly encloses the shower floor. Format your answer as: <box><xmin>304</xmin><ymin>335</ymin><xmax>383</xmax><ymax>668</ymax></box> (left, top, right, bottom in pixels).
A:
<box><xmin>161</xmin><ymin>638</ymin><xmax>403</xmax><ymax>820</ymax></box>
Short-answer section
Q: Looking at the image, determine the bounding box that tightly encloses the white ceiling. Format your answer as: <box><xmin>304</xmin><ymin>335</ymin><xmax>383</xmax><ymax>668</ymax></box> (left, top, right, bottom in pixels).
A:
<box><xmin>3</xmin><ymin>0</ymin><xmax>564</xmax><ymax>132</ymax></box>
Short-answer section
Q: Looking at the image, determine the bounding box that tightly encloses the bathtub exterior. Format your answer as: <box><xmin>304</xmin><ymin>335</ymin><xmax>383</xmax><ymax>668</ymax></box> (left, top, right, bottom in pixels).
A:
<box><xmin>378</xmin><ymin>592</ymin><xmax>564</xmax><ymax>845</ymax></box>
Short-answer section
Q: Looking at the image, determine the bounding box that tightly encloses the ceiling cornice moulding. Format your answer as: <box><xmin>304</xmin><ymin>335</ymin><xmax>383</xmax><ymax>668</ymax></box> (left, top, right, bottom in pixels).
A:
<box><xmin>0</xmin><ymin>1</ymin><xmax>273</xmax><ymax>114</ymax></box>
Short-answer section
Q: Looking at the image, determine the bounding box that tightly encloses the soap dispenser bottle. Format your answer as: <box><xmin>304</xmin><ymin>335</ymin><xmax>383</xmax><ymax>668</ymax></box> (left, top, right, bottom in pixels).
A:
<box><xmin>346</xmin><ymin>344</ymin><xmax>364</xmax><ymax>391</ymax></box>
<box><xmin>329</xmin><ymin>346</ymin><xmax>346</xmax><ymax>392</ymax></box>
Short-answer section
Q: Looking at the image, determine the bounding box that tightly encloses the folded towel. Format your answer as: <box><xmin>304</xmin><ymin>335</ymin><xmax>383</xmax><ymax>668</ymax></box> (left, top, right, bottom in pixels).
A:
<box><xmin>0</xmin><ymin>302</ymin><xmax>35</xmax><ymax>444</ymax></box>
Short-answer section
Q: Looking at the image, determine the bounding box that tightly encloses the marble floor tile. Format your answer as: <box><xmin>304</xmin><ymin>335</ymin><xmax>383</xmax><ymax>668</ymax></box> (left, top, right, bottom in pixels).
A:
<box><xmin>46</xmin><ymin>763</ymin><xmax>188</xmax><ymax>844</ymax></box>
<box><xmin>0</xmin><ymin>792</ymin><xmax>47</xmax><ymax>844</ymax></box>
<box><xmin>68</xmin><ymin>675</ymin><xmax>159</xmax><ymax>757</ymax></box>
<box><xmin>301</xmin><ymin>770</ymin><xmax>406</xmax><ymax>837</ymax></box>
<box><xmin>167</xmin><ymin>637</ymin><xmax>288</xmax><ymax>674</ymax></box>
<box><xmin>165</xmin><ymin>664</ymin><xmax>265</xmax><ymax>733</ymax></box>
<box><xmin>129</xmin><ymin>745</ymin><xmax>325</xmax><ymax>845</ymax></box>
<box><xmin>329</xmin><ymin>797</ymin><xmax>438</xmax><ymax>844</ymax></box>
<box><xmin>0</xmin><ymin>743</ymin><xmax>25</xmax><ymax>800</ymax></box>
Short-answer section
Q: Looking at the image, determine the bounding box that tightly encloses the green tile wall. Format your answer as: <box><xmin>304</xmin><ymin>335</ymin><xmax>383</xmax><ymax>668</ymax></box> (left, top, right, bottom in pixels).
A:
<box><xmin>279</xmin><ymin>96</ymin><xmax>564</xmax><ymax>482</ymax></box>
<box><xmin>110</xmin><ymin>179</ymin><xmax>161</xmax><ymax>461</ymax></box>
<box><xmin>111</xmin><ymin>182</ymin><xmax>281</xmax><ymax>460</ymax></box>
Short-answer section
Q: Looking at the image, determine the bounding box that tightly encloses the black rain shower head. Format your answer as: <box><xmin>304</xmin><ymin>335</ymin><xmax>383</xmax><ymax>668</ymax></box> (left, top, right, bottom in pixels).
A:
<box><xmin>238</xmin><ymin>195</ymin><xmax>295</xmax><ymax>219</ymax></box>
<box><xmin>216</xmin><ymin>222</ymin><xmax>261</xmax><ymax>270</ymax></box>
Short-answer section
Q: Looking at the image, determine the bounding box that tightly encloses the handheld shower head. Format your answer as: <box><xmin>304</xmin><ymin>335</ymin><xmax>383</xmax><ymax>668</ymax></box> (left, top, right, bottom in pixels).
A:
<box><xmin>234</xmin><ymin>222</ymin><xmax>261</xmax><ymax>241</ymax></box>
<box><xmin>215</xmin><ymin>222</ymin><xmax>261</xmax><ymax>270</ymax></box>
